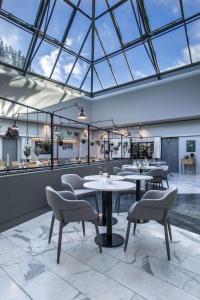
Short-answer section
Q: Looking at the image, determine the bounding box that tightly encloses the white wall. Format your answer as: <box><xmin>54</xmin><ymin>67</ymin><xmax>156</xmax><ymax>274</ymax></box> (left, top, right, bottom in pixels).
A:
<box><xmin>179</xmin><ymin>136</ymin><xmax>200</xmax><ymax>174</ymax></box>
<box><xmin>90</xmin><ymin>71</ymin><xmax>200</xmax><ymax>126</ymax></box>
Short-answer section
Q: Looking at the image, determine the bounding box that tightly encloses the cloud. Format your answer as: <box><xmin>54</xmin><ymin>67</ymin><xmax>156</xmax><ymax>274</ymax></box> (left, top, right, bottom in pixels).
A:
<box><xmin>39</xmin><ymin>48</ymin><xmax>59</xmax><ymax>77</ymax></box>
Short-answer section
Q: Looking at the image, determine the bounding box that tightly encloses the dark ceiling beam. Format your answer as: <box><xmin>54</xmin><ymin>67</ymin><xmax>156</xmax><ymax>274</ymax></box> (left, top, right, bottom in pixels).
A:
<box><xmin>79</xmin><ymin>65</ymin><xmax>91</xmax><ymax>90</ymax></box>
<box><xmin>65</xmin><ymin>24</ymin><xmax>92</xmax><ymax>85</ymax></box>
<box><xmin>93</xmin><ymin>60</ymin><xmax>200</xmax><ymax>97</ymax></box>
<box><xmin>94</xmin><ymin>11</ymin><xmax>200</xmax><ymax>64</ymax></box>
<box><xmin>94</xmin><ymin>66</ymin><xmax>104</xmax><ymax>90</ymax></box>
<box><xmin>104</xmin><ymin>0</ymin><xmax>135</xmax><ymax>81</ymax></box>
<box><xmin>23</xmin><ymin>0</ymin><xmax>51</xmax><ymax>75</ymax></box>
<box><xmin>95</xmin><ymin>0</ymin><xmax>128</xmax><ymax>20</ymax></box>
<box><xmin>95</xmin><ymin>27</ymin><xmax>118</xmax><ymax>85</ymax></box>
<box><xmin>179</xmin><ymin>0</ymin><xmax>192</xmax><ymax>64</ymax></box>
<box><xmin>136</xmin><ymin>0</ymin><xmax>160</xmax><ymax>79</ymax></box>
<box><xmin>90</xmin><ymin>0</ymin><xmax>95</xmax><ymax>96</ymax></box>
<box><xmin>0</xmin><ymin>7</ymin><xmax>90</xmax><ymax>64</ymax></box>
<box><xmin>49</xmin><ymin>0</ymin><xmax>82</xmax><ymax>79</ymax></box>
<box><xmin>63</xmin><ymin>0</ymin><xmax>92</xmax><ymax>20</ymax></box>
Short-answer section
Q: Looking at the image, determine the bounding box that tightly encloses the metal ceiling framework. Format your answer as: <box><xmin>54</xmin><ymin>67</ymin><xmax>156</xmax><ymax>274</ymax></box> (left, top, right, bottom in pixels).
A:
<box><xmin>0</xmin><ymin>0</ymin><xmax>200</xmax><ymax>98</ymax></box>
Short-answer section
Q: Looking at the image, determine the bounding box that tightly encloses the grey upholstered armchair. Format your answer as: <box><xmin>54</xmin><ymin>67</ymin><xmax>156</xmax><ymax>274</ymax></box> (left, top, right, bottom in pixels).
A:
<box><xmin>146</xmin><ymin>168</ymin><xmax>164</xmax><ymax>190</ymax></box>
<box><xmin>61</xmin><ymin>174</ymin><xmax>99</xmax><ymax>214</ymax></box>
<box><xmin>46</xmin><ymin>186</ymin><xmax>102</xmax><ymax>264</ymax></box>
<box><xmin>113</xmin><ymin>167</ymin><xmax>122</xmax><ymax>175</ymax></box>
<box><xmin>124</xmin><ymin>188</ymin><xmax>177</xmax><ymax>260</ymax></box>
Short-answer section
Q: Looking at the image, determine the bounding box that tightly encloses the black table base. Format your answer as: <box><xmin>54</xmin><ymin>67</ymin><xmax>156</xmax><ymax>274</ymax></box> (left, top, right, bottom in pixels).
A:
<box><xmin>97</xmin><ymin>214</ymin><xmax>117</xmax><ymax>226</ymax></box>
<box><xmin>95</xmin><ymin>233</ymin><xmax>124</xmax><ymax>247</ymax></box>
<box><xmin>95</xmin><ymin>190</ymin><xmax>124</xmax><ymax>248</ymax></box>
<box><xmin>136</xmin><ymin>179</ymin><xmax>148</xmax><ymax>224</ymax></box>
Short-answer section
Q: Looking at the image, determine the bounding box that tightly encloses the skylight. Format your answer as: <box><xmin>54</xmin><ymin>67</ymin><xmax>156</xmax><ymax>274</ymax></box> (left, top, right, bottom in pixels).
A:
<box><xmin>0</xmin><ymin>0</ymin><xmax>199</xmax><ymax>97</ymax></box>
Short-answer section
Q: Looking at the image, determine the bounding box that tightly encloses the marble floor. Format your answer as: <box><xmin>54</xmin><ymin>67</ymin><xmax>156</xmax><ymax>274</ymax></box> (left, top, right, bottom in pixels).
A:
<box><xmin>168</xmin><ymin>173</ymin><xmax>200</xmax><ymax>194</ymax></box>
<box><xmin>0</xmin><ymin>212</ymin><xmax>200</xmax><ymax>300</ymax></box>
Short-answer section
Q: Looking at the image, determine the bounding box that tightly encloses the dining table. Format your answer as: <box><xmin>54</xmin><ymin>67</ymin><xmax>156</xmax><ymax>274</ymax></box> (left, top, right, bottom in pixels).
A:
<box><xmin>122</xmin><ymin>164</ymin><xmax>160</xmax><ymax>172</ymax></box>
<box><xmin>83</xmin><ymin>180</ymin><xmax>135</xmax><ymax>247</ymax></box>
<box><xmin>84</xmin><ymin>174</ymin><xmax>124</xmax><ymax>226</ymax></box>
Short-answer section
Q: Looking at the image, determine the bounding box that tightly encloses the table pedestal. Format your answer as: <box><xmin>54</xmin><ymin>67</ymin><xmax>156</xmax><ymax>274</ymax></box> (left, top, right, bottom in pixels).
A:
<box><xmin>95</xmin><ymin>191</ymin><xmax>124</xmax><ymax>248</ymax></box>
<box><xmin>97</xmin><ymin>191</ymin><xmax>117</xmax><ymax>226</ymax></box>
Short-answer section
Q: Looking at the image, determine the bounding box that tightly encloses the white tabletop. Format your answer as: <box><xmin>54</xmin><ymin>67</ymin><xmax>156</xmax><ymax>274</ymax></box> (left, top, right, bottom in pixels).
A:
<box><xmin>122</xmin><ymin>165</ymin><xmax>158</xmax><ymax>170</ymax></box>
<box><xmin>84</xmin><ymin>175</ymin><xmax>124</xmax><ymax>181</ymax></box>
<box><xmin>83</xmin><ymin>180</ymin><xmax>135</xmax><ymax>192</ymax></box>
<box><xmin>125</xmin><ymin>175</ymin><xmax>153</xmax><ymax>181</ymax></box>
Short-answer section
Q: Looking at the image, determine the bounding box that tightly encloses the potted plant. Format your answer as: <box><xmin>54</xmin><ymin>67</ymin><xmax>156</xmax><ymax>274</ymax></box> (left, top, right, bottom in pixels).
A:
<box><xmin>34</xmin><ymin>145</ymin><xmax>41</xmax><ymax>157</ymax></box>
<box><xmin>57</xmin><ymin>133</ymin><xmax>64</xmax><ymax>147</ymax></box>
<box><xmin>73</xmin><ymin>131</ymin><xmax>80</xmax><ymax>138</ymax></box>
<box><xmin>5</xmin><ymin>127</ymin><xmax>19</xmax><ymax>139</ymax></box>
<box><xmin>24</xmin><ymin>145</ymin><xmax>31</xmax><ymax>161</ymax></box>
<box><xmin>95</xmin><ymin>140</ymin><xmax>100</xmax><ymax>147</ymax></box>
<box><xmin>81</xmin><ymin>139</ymin><xmax>87</xmax><ymax>144</ymax></box>
<box><xmin>113</xmin><ymin>145</ymin><xmax>119</xmax><ymax>153</ymax></box>
<box><xmin>110</xmin><ymin>142</ymin><xmax>114</xmax><ymax>147</ymax></box>
<box><xmin>67</xmin><ymin>130</ymin><xmax>72</xmax><ymax>136</ymax></box>
<box><xmin>90</xmin><ymin>141</ymin><xmax>94</xmax><ymax>146</ymax></box>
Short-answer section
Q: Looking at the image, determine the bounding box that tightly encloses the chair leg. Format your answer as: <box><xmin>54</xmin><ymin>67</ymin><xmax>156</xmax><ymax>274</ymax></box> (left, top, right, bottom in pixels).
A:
<box><xmin>166</xmin><ymin>178</ymin><xmax>169</xmax><ymax>188</ymax></box>
<box><xmin>133</xmin><ymin>220</ymin><xmax>137</xmax><ymax>235</ymax></box>
<box><xmin>164</xmin><ymin>223</ymin><xmax>170</xmax><ymax>260</ymax></box>
<box><xmin>94</xmin><ymin>194</ymin><xmax>99</xmax><ymax>215</ymax></box>
<box><xmin>57</xmin><ymin>221</ymin><xmax>63</xmax><ymax>264</ymax></box>
<box><xmin>167</xmin><ymin>219</ymin><xmax>172</xmax><ymax>241</ymax></box>
<box><xmin>82</xmin><ymin>221</ymin><xmax>85</xmax><ymax>236</ymax></box>
<box><xmin>117</xmin><ymin>194</ymin><xmax>121</xmax><ymax>215</ymax></box>
<box><xmin>115</xmin><ymin>193</ymin><xmax>119</xmax><ymax>210</ymax></box>
<box><xmin>124</xmin><ymin>221</ymin><xmax>131</xmax><ymax>252</ymax></box>
<box><xmin>94</xmin><ymin>222</ymin><xmax>102</xmax><ymax>253</ymax></box>
<box><xmin>48</xmin><ymin>214</ymin><xmax>55</xmax><ymax>244</ymax></box>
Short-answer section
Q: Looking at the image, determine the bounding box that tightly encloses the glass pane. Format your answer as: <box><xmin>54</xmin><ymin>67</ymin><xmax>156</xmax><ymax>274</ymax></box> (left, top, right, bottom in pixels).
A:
<box><xmin>93</xmin><ymin>70</ymin><xmax>103</xmax><ymax>92</ymax></box>
<box><xmin>68</xmin><ymin>59</ymin><xmax>90</xmax><ymax>87</ymax></box>
<box><xmin>80</xmin><ymin>29</ymin><xmax>91</xmax><ymax>60</ymax></box>
<box><xmin>81</xmin><ymin>69</ymin><xmax>91</xmax><ymax>92</ymax></box>
<box><xmin>66</xmin><ymin>11</ymin><xmax>91</xmax><ymax>54</ymax></box>
<box><xmin>94</xmin><ymin>31</ymin><xmax>105</xmax><ymax>60</ymax></box>
<box><xmin>79</xmin><ymin>0</ymin><xmax>92</xmax><ymax>17</ymax></box>
<box><xmin>187</xmin><ymin>19</ymin><xmax>200</xmax><ymax>63</ymax></box>
<box><xmin>95</xmin><ymin>60</ymin><xmax>116</xmax><ymax>88</ymax></box>
<box><xmin>109</xmin><ymin>54</ymin><xmax>132</xmax><ymax>84</ymax></box>
<box><xmin>2</xmin><ymin>0</ymin><xmax>41</xmax><ymax>24</ymax></box>
<box><xmin>144</xmin><ymin>0</ymin><xmax>181</xmax><ymax>30</ymax></box>
<box><xmin>45</xmin><ymin>0</ymin><xmax>73</xmax><ymax>41</ymax></box>
<box><xmin>125</xmin><ymin>44</ymin><xmax>155</xmax><ymax>79</ymax></box>
<box><xmin>95</xmin><ymin>13</ymin><xmax>121</xmax><ymax>54</ymax></box>
<box><xmin>152</xmin><ymin>27</ymin><xmax>190</xmax><ymax>72</ymax></box>
<box><xmin>108</xmin><ymin>0</ymin><xmax>120</xmax><ymax>6</ymax></box>
<box><xmin>114</xmin><ymin>0</ymin><xmax>140</xmax><ymax>44</ymax></box>
<box><xmin>182</xmin><ymin>0</ymin><xmax>200</xmax><ymax>18</ymax></box>
<box><xmin>95</xmin><ymin>0</ymin><xmax>108</xmax><ymax>17</ymax></box>
<box><xmin>31</xmin><ymin>40</ymin><xmax>59</xmax><ymax>77</ymax></box>
<box><xmin>51</xmin><ymin>50</ymin><xmax>76</xmax><ymax>83</ymax></box>
<box><xmin>0</xmin><ymin>18</ymin><xmax>31</xmax><ymax>68</ymax></box>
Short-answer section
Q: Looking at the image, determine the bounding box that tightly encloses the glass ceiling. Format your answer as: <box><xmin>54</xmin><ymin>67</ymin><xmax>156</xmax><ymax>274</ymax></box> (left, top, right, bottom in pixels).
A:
<box><xmin>0</xmin><ymin>0</ymin><xmax>200</xmax><ymax>97</ymax></box>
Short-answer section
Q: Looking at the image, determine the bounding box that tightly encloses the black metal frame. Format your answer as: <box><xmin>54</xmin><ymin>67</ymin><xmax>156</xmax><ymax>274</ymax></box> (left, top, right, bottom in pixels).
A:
<box><xmin>0</xmin><ymin>0</ymin><xmax>199</xmax><ymax>97</ymax></box>
<box><xmin>0</xmin><ymin>96</ymin><xmax>130</xmax><ymax>175</ymax></box>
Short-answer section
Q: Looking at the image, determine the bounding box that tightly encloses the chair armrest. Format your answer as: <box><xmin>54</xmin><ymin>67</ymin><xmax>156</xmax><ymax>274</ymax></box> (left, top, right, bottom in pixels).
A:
<box><xmin>61</xmin><ymin>181</ymin><xmax>74</xmax><ymax>192</ymax></box>
<box><xmin>142</xmin><ymin>190</ymin><xmax>166</xmax><ymax>200</ymax></box>
<box><xmin>137</xmin><ymin>198</ymin><xmax>167</xmax><ymax>208</ymax></box>
<box><xmin>58</xmin><ymin>191</ymin><xmax>77</xmax><ymax>200</ymax></box>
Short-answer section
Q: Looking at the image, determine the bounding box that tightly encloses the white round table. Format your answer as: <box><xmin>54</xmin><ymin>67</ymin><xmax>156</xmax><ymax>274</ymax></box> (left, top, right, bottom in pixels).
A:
<box><xmin>122</xmin><ymin>165</ymin><xmax>161</xmax><ymax>172</ymax></box>
<box><xmin>125</xmin><ymin>174</ymin><xmax>153</xmax><ymax>201</ymax></box>
<box><xmin>84</xmin><ymin>175</ymin><xmax>124</xmax><ymax>226</ymax></box>
<box><xmin>83</xmin><ymin>180</ymin><xmax>135</xmax><ymax>248</ymax></box>
<box><xmin>84</xmin><ymin>175</ymin><xmax>124</xmax><ymax>181</ymax></box>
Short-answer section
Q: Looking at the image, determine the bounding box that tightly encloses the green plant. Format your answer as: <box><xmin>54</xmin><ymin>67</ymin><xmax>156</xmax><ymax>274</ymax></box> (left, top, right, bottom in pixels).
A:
<box><xmin>57</xmin><ymin>133</ymin><xmax>64</xmax><ymax>147</ymax></box>
<box><xmin>24</xmin><ymin>145</ymin><xmax>31</xmax><ymax>158</ymax></box>
<box><xmin>34</xmin><ymin>145</ymin><xmax>41</xmax><ymax>157</ymax></box>
<box><xmin>113</xmin><ymin>146</ymin><xmax>119</xmax><ymax>152</ymax></box>
<box><xmin>95</xmin><ymin>140</ymin><xmax>100</xmax><ymax>146</ymax></box>
<box><xmin>81</xmin><ymin>139</ymin><xmax>87</xmax><ymax>144</ymax></box>
<box><xmin>5</xmin><ymin>127</ymin><xmax>19</xmax><ymax>139</ymax></box>
<box><xmin>90</xmin><ymin>141</ymin><xmax>94</xmax><ymax>146</ymax></box>
<box><xmin>73</xmin><ymin>131</ymin><xmax>80</xmax><ymax>138</ymax></box>
<box><xmin>110</xmin><ymin>142</ymin><xmax>114</xmax><ymax>147</ymax></box>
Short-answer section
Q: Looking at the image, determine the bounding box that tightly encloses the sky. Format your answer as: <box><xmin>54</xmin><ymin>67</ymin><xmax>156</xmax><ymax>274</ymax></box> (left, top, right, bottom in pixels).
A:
<box><xmin>0</xmin><ymin>0</ymin><xmax>200</xmax><ymax>93</ymax></box>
